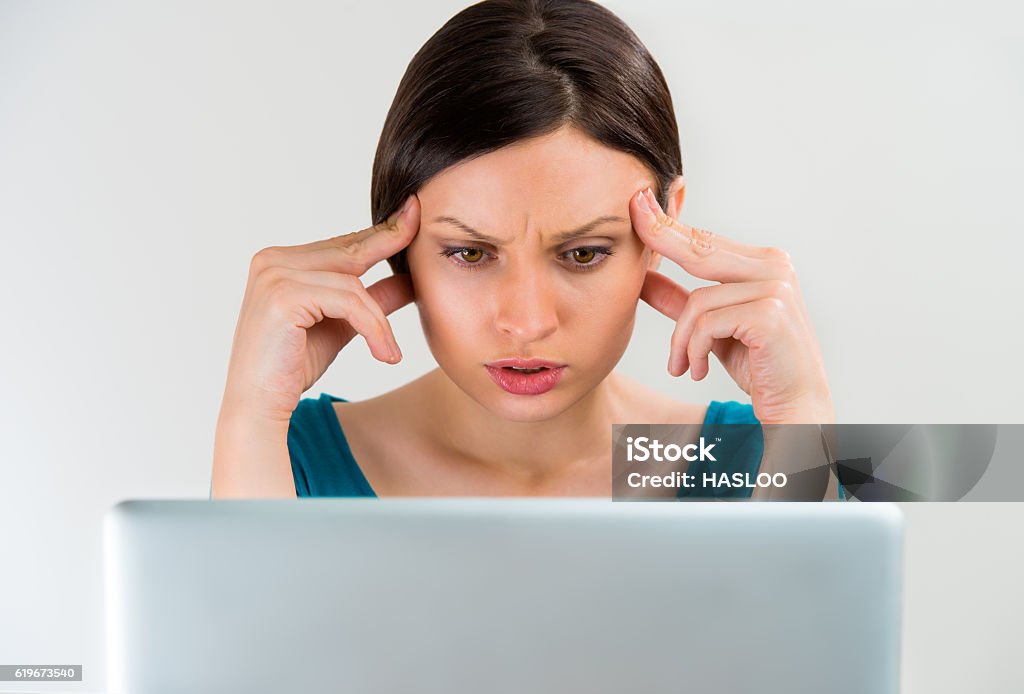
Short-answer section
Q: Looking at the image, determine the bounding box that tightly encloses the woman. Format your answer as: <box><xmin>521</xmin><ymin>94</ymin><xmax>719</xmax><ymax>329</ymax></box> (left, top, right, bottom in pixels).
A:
<box><xmin>211</xmin><ymin>0</ymin><xmax>836</xmax><ymax>500</ymax></box>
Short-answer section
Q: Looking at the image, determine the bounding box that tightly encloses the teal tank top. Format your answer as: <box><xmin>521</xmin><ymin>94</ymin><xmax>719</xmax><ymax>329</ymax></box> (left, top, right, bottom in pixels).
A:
<box><xmin>287</xmin><ymin>393</ymin><xmax>843</xmax><ymax>499</ymax></box>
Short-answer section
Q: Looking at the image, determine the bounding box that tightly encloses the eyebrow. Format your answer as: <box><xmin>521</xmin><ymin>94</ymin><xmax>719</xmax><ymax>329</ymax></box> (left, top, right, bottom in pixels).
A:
<box><xmin>430</xmin><ymin>215</ymin><xmax>628</xmax><ymax>245</ymax></box>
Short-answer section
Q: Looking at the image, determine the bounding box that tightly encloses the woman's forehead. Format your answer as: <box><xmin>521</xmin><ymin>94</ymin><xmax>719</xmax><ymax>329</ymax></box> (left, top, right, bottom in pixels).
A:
<box><xmin>418</xmin><ymin>127</ymin><xmax>655</xmax><ymax>221</ymax></box>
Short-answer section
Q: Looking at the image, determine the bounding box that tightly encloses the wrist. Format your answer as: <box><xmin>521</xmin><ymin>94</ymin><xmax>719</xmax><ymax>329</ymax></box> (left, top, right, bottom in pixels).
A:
<box><xmin>217</xmin><ymin>390</ymin><xmax>296</xmax><ymax>435</ymax></box>
<box><xmin>757</xmin><ymin>396</ymin><xmax>835</xmax><ymax>425</ymax></box>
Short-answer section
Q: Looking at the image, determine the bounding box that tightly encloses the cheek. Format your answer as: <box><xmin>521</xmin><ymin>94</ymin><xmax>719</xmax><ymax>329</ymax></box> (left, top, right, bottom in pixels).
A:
<box><xmin>578</xmin><ymin>285</ymin><xmax>640</xmax><ymax>342</ymax></box>
<box><xmin>583</xmin><ymin>260</ymin><xmax>647</xmax><ymax>351</ymax></box>
<box><xmin>574</xmin><ymin>256</ymin><xmax>647</xmax><ymax>314</ymax></box>
<box><xmin>410</xmin><ymin>263</ymin><xmax>484</xmax><ymax>351</ymax></box>
<box><xmin>555</xmin><ymin>273</ymin><xmax>644</xmax><ymax>359</ymax></box>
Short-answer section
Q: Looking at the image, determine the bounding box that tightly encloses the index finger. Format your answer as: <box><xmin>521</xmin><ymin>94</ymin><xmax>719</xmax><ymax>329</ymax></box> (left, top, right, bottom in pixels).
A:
<box><xmin>629</xmin><ymin>188</ymin><xmax>785</xmax><ymax>283</ymax></box>
<box><xmin>267</xmin><ymin>194</ymin><xmax>421</xmax><ymax>276</ymax></box>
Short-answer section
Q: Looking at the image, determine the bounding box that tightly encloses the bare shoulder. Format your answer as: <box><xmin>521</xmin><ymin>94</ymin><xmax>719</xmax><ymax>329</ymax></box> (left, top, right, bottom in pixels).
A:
<box><xmin>325</xmin><ymin>371</ymin><xmax>440</xmax><ymax>492</ymax></box>
<box><xmin>329</xmin><ymin>370</ymin><xmax>432</xmax><ymax>429</ymax></box>
<box><xmin>610</xmin><ymin>371</ymin><xmax>709</xmax><ymax>425</ymax></box>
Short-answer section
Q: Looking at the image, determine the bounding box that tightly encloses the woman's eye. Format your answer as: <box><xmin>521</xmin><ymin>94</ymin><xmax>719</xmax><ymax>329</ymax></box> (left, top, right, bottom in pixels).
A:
<box><xmin>438</xmin><ymin>246</ymin><xmax>490</xmax><ymax>270</ymax></box>
<box><xmin>571</xmin><ymin>248</ymin><xmax>597</xmax><ymax>264</ymax></box>
<box><xmin>459</xmin><ymin>248</ymin><xmax>484</xmax><ymax>263</ymax></box>
<box><xmin>564</xmin><ymin>246</ymin><xmax>614</xmax><ymax>271</ymax></box>
<box><xmin>438</xmin><ymin>245</ymin><xmax>614</xmax><ymax>272</ymax></box>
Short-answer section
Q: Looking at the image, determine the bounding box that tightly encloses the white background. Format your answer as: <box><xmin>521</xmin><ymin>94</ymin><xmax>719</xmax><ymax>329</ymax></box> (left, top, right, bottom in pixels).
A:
<box><xmin>1</xmin><ymin>0</ymin><xmax>1023</xmax><ymax>691</ymax></box>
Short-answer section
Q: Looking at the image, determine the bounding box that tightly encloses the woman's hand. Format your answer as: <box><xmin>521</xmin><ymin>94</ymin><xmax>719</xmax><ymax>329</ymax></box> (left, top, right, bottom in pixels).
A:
<box><xmin>219</xmin><ymin>195</ymin><xmax>420</xmax><ymax>426</ymax></box>
<box><xmin>630</xmin><ymin>188</ymin><xmax>834</xmax><ymax>425</ymax></box>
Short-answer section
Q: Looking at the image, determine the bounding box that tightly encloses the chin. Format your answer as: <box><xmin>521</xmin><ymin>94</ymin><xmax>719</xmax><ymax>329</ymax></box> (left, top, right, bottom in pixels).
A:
<box><xmin>484</xmin><ymin>395</ymin><xmax>573</xmax><ymax>424</ymax></box>
<box><xmin>470</xmin><ymin>371</ymin><xmax>596</xmax><ymax>424</ymax></box>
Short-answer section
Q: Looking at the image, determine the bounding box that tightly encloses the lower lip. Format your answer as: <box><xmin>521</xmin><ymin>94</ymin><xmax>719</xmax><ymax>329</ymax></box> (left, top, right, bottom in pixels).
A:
<box><xmin>485</xmin><ymin>366</ymin><xmax>566</xmax><ymax>395</ymax></box>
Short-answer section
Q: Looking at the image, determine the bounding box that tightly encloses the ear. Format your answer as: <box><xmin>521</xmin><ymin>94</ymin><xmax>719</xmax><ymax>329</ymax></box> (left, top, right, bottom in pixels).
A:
<box><xmin>666</xmin><ymin>174</ymin><xmax>686</xmax><ymax>220</ymax></box>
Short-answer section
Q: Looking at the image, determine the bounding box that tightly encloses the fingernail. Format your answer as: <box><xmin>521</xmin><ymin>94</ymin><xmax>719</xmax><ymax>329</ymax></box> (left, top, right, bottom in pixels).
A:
<box><xmin>391</xmin><ymin>343</ymin><xmax>403</xmax><ymax>362</ymax></box>
<box><xmin>398</xmin><ymin>195</ymin><xmax>414</xmax><ymax>220</ymax></box>
<box><xmin>387</xmin><ymin>196</ymin><xmax>413</xmax><ymax>227</ymax></box>
<box><xmin>635</xmin><ymin>189</ymin><xmax>653</xmax><ymax>217</ymax></box>
<box><xmin>644</xmin><ymin>187</ymin><xmax>662</xmax><ymax>214</ymax></box>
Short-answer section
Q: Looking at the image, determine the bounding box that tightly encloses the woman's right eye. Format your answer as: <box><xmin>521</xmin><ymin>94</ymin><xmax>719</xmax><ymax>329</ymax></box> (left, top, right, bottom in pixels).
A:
<box><xmin>438</xmin><ymin>246</ymin><xmax>490</xmax><ymax>270</ymax></box>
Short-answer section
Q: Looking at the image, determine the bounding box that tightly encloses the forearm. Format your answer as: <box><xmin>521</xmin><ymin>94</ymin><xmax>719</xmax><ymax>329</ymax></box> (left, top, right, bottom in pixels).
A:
<box><xmin>211</xmin><ymin>406</ymin><xmax>296</xmax><ymax>498</ymax></box>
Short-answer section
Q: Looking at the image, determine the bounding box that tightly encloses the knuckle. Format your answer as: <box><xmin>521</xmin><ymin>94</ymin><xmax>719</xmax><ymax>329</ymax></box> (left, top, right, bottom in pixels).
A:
<box><xmin>686</xmin><ymin>287</ymin><xmax>708</xmax><ymax>313</ymax></box>
<box><xmin>335</xmin><ymin>237</ymin><xmax>371</xmax><ymax>271</ymax></box>
<box><xmin>342</xmin><ymin>290</ymin><xmax>379</xmax><ymax>330</ymax></box>
<box><xmin>348</xmin><ymin>278</ymin><xmax>370</xmax><ymax>298</ymax></box>
<box><xmin>263</xmin><ymin>275</ymin><xmax>293</xmax><ymax>311</ymax></box>
<box><xmin>250</xmin><ymin>246</ymin><xmax>280</xmax><ymax>273</ymax></box>
<box><xmin>648</xmin><ymin>214</ymin><xmax>670</xmax><ymax>237</ymax></box>
<box><xmin>767</xmin><ymin>280</ymin><xmax>793</xmax><ymax>300</ymax></box>
<box><xmin>689</xmin><ymin>227</ymin><xmax>715</xmax><ymax>255</ymax></box>
<box><xmin>330</xmin><ymin>289</ymin><xmax>361</xmax><ymax>324</ymax></box>
<box><xmin>332</xmin><ymin>272</ymin><xmax>361</xmax><ymax>291</ymax></box>
<box><xmin>256</xmin><ymin>265</ymin><xmax>286</xmax><ymax>289</ymax></box>
<box><xmin>693</xmin><ymin>312</ymin><xmax>711</xmax><ymax>335</ymax></box>
<box><xmin>765</xmin><ymin>247</ymin><xmax>796</xmax><ymax>277</ymax></box>
<box><xmin>676</xmin><ymin>308</ymin><xmax>698</xmax><ymax>335</ymax></box>
<box><xmin>334</xmin><ymin>287</ymin><xmax>358</xmax><ymax>308</ymax></box>
<box><xmin>762</xmin><ymin>297</ymin><xmax>787</xmax><ymax>324</ymax></box>
<box><xmin>338</xmin><ymin>234</ymin><xmax>364</xmax><ymax>256</ymax></box>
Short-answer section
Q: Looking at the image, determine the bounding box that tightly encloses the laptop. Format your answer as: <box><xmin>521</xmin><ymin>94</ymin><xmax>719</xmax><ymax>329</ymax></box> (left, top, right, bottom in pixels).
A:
<box><xmin>104</xmin><ymin>499</ymin><xmax>902</xmax><ymax>693</ymax></box>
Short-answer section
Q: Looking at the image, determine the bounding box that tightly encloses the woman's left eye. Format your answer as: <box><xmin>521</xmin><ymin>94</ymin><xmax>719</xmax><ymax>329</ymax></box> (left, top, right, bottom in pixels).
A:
<box><xmin>567</xmin><ymin>247</ymin><xmax>604</xmax><ymax>268</ymax></box>
<box><xmin>438</xmin><ymin>246</ymin><xmax>614</xmax><ymax>272</ymax></box>
<box><xmin>562</xmin><ymin>246</ymin><xmax>616</xmax><ymax>270</ymax></box>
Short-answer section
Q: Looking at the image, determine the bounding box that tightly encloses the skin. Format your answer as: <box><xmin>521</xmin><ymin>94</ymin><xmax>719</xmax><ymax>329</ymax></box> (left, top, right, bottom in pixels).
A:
<box><xmin>343</xmin><ymin>124</ymin><xmax>833</xmax><ymax>494</ymax></box>
<box><xmin>401</xmin><ymin>126</ymin><xmax>666</xmax><ymax>473</ymax></box>
<box><xmin>630</xmin><ymin>187</ymin><xmax>835</xmax><ymax>426</ymax></box>
<box><xmin>211</xmin><ymin>123</ymin><xmax>835</xmax><ymax>498</ymax></box>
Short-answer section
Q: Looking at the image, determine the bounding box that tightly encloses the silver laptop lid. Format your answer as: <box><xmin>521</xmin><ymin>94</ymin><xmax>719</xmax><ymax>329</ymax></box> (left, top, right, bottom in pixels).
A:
<box><xmin>105</xmin><ymin>499</ymin><xmax>902</xmax><ymax>694</ymax></box>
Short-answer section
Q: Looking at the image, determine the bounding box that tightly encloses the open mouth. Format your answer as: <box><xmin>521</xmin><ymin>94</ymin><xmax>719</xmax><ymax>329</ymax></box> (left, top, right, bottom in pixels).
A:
<box><xmin>485</xmin><ymin>364</ymin><xmax>566</xmax><ymax>395</ymax></box>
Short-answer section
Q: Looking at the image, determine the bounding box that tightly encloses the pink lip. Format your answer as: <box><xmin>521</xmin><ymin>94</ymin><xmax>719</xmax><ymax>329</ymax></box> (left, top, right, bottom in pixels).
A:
<box><xmin>485</xmin><ymin>364</ymin><xmax>567</xmax><ymax>395</ymax></box>
<box><xmin>486</xmin><ymin>358</ymin><xmax>566</xmax><ymax>369</ymax></box>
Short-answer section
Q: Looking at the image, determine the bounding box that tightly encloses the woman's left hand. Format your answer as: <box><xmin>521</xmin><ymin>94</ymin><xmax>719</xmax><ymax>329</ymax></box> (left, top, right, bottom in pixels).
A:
<box><xmin>630</xmin><ymin>187</ymin><xmax>834</xmax><ymax>425</ymax></box>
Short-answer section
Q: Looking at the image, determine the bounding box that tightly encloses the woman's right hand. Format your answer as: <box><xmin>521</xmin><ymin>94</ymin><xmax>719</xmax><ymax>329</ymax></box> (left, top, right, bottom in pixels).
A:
<box><xmin>219</xmin><ymin>195</ymin><xmax>420</xmax><ymax>426</ymax></box>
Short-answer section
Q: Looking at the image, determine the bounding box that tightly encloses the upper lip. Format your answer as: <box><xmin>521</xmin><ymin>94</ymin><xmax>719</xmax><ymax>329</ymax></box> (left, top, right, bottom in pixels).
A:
<box><xmin>486</xmin><ymin>358</ymin><xmax>566</xmax><ymax>369</ymax></box>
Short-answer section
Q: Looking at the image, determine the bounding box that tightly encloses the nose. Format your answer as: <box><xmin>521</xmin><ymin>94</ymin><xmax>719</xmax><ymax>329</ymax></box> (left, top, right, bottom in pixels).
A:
<box><xmin>492</xmin><ymin>262</ymin><xmax>559</xmax><ymax>344</ymax></box>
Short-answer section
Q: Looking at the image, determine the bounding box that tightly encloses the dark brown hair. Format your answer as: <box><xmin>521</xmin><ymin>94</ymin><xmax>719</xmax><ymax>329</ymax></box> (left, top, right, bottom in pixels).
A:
<box><xmin>371</xmin><ymin>0</ymin><xmax>682</xmax><ymax>274</ymax></box>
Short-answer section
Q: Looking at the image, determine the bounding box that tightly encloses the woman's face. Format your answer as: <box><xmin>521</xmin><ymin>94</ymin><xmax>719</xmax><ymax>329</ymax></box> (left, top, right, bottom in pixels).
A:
<box><xmin>406</xmin><ymin>125</ymin><xmax>661</xmax><ymax>423</ymax></box>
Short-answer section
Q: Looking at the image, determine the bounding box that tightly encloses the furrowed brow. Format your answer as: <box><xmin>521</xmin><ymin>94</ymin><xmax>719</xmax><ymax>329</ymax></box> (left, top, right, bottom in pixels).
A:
<box><xmin>551</xmin><ymin>215</ymin><xmax>627</xmax><ymax>243</ymax></box>
<box><xmin>432</xmin><ymin>215</ymin><xmax>627</xmax><ymax>245</ymax></box>
<box><xmin>432</xmin><ymin>216</ymin><xmax>504</xmax><ymax>244</ymax></box>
